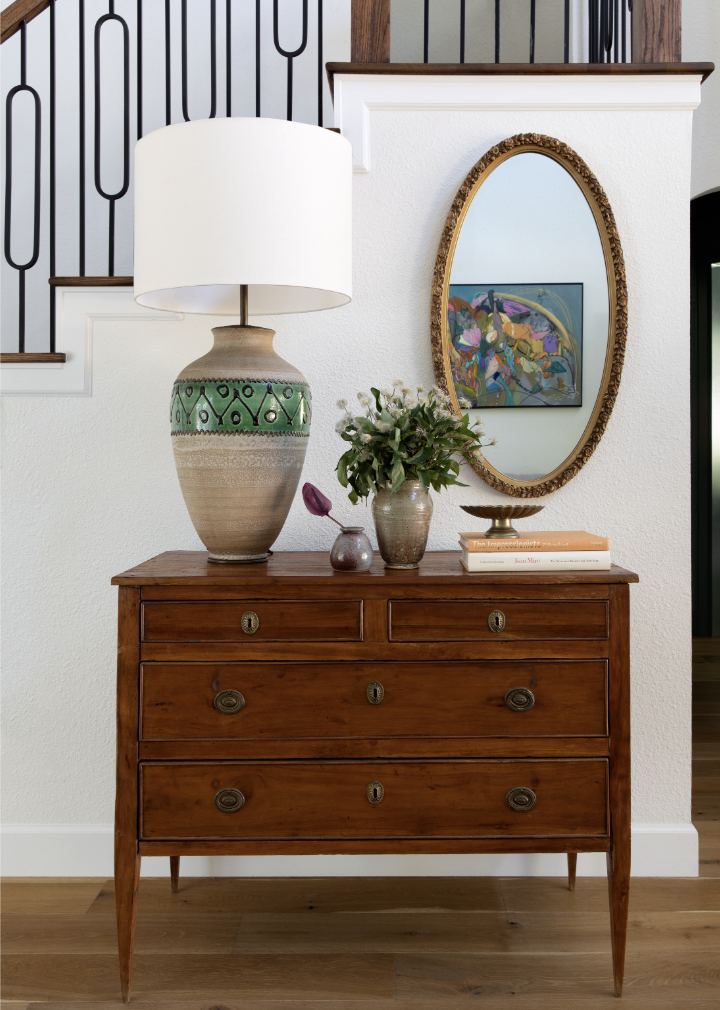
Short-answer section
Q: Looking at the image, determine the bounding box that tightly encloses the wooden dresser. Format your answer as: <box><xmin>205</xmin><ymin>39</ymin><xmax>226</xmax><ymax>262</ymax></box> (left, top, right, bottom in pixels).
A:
<box><xmin>112</xmin><ymin>550</ymin><xmax>638</xmax><ymax>1002</ymax></box>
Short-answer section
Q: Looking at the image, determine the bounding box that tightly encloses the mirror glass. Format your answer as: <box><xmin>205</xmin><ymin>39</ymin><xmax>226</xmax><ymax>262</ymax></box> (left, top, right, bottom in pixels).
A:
<box><xmin>444</xmin><ymin>150</ymin><xmax>611</xmax><ymax>485</ymax></box>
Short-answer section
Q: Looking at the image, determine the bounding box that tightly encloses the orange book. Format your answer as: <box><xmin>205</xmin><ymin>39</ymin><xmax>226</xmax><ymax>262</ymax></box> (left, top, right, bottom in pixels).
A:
<box><xmin>459</xmin><ymin>530</ymin><xmax>609</xmax><ymax>552</ymax></box>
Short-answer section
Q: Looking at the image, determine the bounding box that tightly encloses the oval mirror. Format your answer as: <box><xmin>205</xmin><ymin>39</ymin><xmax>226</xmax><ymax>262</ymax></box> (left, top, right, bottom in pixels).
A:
<box><xmin>431</xmin><ymin>134</ymin><xmax>627</xmax><ymax>497</ymax></box>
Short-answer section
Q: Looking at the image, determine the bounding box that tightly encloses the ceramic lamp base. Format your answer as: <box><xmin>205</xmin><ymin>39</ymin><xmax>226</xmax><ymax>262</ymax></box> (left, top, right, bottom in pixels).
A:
<box><xmin>172</xmin><ymin>325</ymin><xmax>311</xmax><ymax>561</ymax></box>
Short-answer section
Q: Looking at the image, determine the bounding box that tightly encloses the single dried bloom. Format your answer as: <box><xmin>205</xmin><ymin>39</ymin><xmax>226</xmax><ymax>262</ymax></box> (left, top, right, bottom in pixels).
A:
<box><xmin>359</xmin><ymin>432</ymin><xmax>372</xmax><ymax>443</ymax></box>
<box><xmin>392</xmin><ymin>379</ymin><xmax>404</xmax><ymax>388</ymax></box>
<box><xmin>335</xmin><ymin>419</ymin><xmax>349</xmax><ymax>433</ymax></box>
<box><xmin>336</xmin><ymin>398</ymin><xmax>347</xmax><ymax>410</ymax></box>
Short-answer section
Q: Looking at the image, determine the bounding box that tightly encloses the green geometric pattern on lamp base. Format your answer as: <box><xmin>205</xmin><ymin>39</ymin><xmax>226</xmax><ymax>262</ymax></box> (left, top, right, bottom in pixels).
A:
<box><xmin>170</xmin><ymin>379</ymin><xmax>311</xmax><ymax>436</ymax></box>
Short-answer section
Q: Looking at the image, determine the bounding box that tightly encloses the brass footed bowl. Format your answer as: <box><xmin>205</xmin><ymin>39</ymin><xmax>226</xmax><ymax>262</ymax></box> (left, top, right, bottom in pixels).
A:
<box><xmin>460</xmin><ymin>504</ymin><xmax>544</xmax><ymax>539</ymax></box>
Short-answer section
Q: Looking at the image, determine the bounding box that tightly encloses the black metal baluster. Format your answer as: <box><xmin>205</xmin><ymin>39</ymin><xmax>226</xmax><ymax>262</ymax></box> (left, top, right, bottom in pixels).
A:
<box><xmin>494</xmin><ymin>0</ymin><xmax>500</xmax><ymax>63</ymax></box>
<box><xmin>79</xmin><ymin>0</ymin><xmax>85</xmax><ymax>274</ymax></box>
<box><xmin>137</xmin><ymin>0</ymin><xmax>143</xmax><ymax>138</ymax></box>
<box><xmin>614</xmin><ymin>0</ymin><xmax>619</xmax><ymax>61</ymax></box>
<box><xmin>622</xmin><ymin>0</ymin><xmax>627</xmax><ymax>61</ymax></box>
<box><xmin>564</xmin><ymin>0</ymin><xmax>569</xmax><ymax>63</ymax></box>
<box><xmin>50</xmin><ymin>0</ymin><xmax>56</xmax><ymax>350</ymax></box>
<box><xmin>460</xmin><ymin>0</ymin><xmax>465</xmax><ymax>63</ymax></box>
<box><xmin>273</xmin><ymin>0</ymin><xmax>308</xmax><ymax>122</ymax></box>
<box><xmin>423</xmin><ymin>0</ymin><xmax>429</xmax><ymax>63</ymax></box>
<box><xmin>94</xmin><ymin>3</ymin><xmax>130</xmax><ymax>276</ymax></box>
<box><xmin>628</xmin><ymin>0</ymin><xmax>632</xmax><ymax>62</ymax></box>
<box><xmin>317</xmin><ymin>0</ymin><xmax>323</xmax><ymax>126</ymax></box>
<box><xmin>4</xmin><ymin>21</ymin><xmax>41</xmax><ymax>354</ymax></box>
<box><xmin>255</xmin><ymin>0</ymin><xmax>261</xmax><ymax>116</ymax></box>
<box><xmin>603</xmin><ymin>0</ymin><xmax>613</xmax><ymax>59</ymax></box>
<box><xmin>529</xmin><ymin>0</ymin><xmax>536</xmax><ymax>63</ymax></box>
<box><xmin>165</xmin><ymin>0</ymin><xmax>171</xmax><ymax>124</ymax></box>
<box><xmin>182</xmin><ymin>0</ymin><xmax>217</xmax><ymax>121</ymax></box>
<box><xmin>226</xmin><ymin>0</ymin><xmax>231</xmax><ymax>115</ymax></box>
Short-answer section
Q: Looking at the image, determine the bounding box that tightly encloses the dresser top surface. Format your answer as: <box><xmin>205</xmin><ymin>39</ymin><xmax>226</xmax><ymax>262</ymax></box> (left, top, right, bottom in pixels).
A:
<box><xmin>112</xmin><ymin>551</ymin><xmax>639</xmax><ymax>586</ymax></box>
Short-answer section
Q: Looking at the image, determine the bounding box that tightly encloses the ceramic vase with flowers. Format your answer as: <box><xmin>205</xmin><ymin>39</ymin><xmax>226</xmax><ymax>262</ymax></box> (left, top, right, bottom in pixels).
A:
<box><xmin>334</xmin><ymin>382</ymin><xmax>494</xmax><ymax>568</ymax></box>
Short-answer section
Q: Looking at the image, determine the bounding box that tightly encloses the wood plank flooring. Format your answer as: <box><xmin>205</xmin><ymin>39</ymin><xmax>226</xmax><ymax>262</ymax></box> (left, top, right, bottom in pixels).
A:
<box><xmin>1</xmin><ymin>638</ymin><xmax>717</xmax><ymax>1008</ymax></box>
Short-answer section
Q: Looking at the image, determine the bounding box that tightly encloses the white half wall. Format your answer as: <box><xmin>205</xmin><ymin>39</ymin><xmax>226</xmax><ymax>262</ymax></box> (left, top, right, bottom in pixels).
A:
<box><xmin>1</xmin><ymin>73</ymin><xmax>702</xmax><ymax>877</ymax></box>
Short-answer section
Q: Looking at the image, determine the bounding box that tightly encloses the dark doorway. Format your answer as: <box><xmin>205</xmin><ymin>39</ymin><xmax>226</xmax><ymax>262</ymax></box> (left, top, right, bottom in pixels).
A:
<box><xmin>691</xmin><ymin>191</ymin><xmax>720</xmax><ymax>636</ymax></box>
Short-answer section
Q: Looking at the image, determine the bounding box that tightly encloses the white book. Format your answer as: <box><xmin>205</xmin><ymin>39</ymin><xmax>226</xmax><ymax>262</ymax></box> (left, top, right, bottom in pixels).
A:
<box><xmin>459</xmin><ymin>548</ymin><xmax>612</xmax><ymax>572</ymax></box>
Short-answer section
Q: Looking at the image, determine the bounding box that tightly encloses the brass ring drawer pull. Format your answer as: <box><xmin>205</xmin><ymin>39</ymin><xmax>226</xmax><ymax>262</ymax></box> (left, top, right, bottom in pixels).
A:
<box><xmin>506</xmin><ymin>787</ymin><xmax>537</xmax><ymax>812</ymax></box>
<box><xmin>213</xmin><ymin>689</ymin><xmax>245</xmax><ymax>714</ymax></box>
<box><xmin>241</xmin><ymin>610</ymin><xmax>260</xmax><ymax>635</ymax></box>
<box><xmin>366</xmin><ymin>681</ymin><xmax>384</xmax><ymax>705</ymax></box>
<box><xmin>504</xmin><ymin>687</ymin><xmax>534</xmax><ymax>712</ymax></box>
<box><xmin>488</xmin><ymin>609</ymin><xmax>506</xmax><ymax>633</ymax></box>
<box><xmin>214</xmin><ymin>788</ymin><xmax>245</xmax><ymax>813</ymax></box>
<box><xmin>366</xmin><ymin>781</ymin><xmax>384</xmax><ymax>804</ymax></box>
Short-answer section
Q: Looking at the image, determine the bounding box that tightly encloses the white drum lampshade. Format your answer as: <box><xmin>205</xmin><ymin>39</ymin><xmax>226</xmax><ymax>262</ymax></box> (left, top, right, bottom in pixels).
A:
<box><xmin>133</xmin><ymin>118</ymin><xmax>352</xmax><ymax>564</ymax></box>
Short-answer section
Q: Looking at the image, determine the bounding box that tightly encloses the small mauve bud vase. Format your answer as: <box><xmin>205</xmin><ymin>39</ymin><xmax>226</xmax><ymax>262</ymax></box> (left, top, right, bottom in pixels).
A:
<box><xmin>330</xmin><ymin>527</ymin><xmax>374</xmax><ymax>572</ymax></box>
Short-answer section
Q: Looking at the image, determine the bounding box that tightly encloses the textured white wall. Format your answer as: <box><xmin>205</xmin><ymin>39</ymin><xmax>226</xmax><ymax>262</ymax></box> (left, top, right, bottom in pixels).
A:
<box><xmin>1</xmin><ymin>76</ymin><xmax>700</xmax><ymax>875</ymax></box>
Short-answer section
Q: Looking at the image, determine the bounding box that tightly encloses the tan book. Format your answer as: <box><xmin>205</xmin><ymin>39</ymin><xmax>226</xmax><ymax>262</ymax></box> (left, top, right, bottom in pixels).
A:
<box><xmin>459</xmin><ymin>530</ymin><xmax>609</xmax><ymax>552</ymax></box>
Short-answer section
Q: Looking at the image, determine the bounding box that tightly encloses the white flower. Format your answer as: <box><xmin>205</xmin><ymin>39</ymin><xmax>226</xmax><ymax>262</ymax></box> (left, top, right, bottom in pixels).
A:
<box><xmin>356</xmin><ymin>391</ymin><xmax>368</xmax><ymax>401</ymax></box>
<box><xmin>459</xmin><ymin>396</ymin><xmax>471</xmax><ymax>408</ymax></box>
<box><xmin>358</xmin><ymin>396</ymin><xmax>372</xmax><ymax>408</ymax></box>
<box><xmin>389</xmin><ymin>406</ymin><xmax>403</xmax><ymax>418</ymax></box>
<box><xmin>358</xmin><ymin>450</ymin><xmax>372</xmax><ymax>461</ymax></box>
<box><xmin>489</xmin><ymin>438</ymin><xmax>498</xmax><ymax>446</ymax></box>
<box><xmin>335</xmin><ymin>419</ymin><xmax>349</xmax><ymax>433</ymax></box>
<box><xmin>374</xmin><ymin>420</ymin><xmax>391</xmax><ymax>433</ymax></box>
<box><xmin>416</xmin><ymin>384</ymin><xmax>425</xmax><ymax>393</ymax></box>
<box><xmin>401</xmin><ymin>385</ymin><xmax>412</xmax><ymax>395</ymax></box>
<box><xmin>336</xmin><ymin>398</ymin><xmax>347</xmax><ymax>410</ymax></box>
<box><xmin>404</xmin><ymin>396</ymin><xmax>418</xmax><ymax>409</ymax></box>
<box><xmin>392</xmin><ymin>379</ymin><xmax>404</xmax><ymax>388</ymax></box>
<box><xmin>380</xmin><ymin>387</ymin><xmax>393</xmax><ymax>398</ymax></box>
<box><xmin>359</xmin><ymin>432</ymin><xmax>372</xmax><ymax>443</ymax></box>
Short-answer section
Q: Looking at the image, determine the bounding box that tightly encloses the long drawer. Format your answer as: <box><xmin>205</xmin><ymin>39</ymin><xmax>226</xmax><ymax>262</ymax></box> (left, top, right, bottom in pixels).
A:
<box><xmin>389</xmin><ymin>600</ymin><xmax>608</xmax><ymax>641</ymax></box>
<box><xmin>141</xmin><ymin>600</ymin><xmax>363</xmax><ymax>642</ymax></box>
<box><xmin>140</xmin><ymin>661</ymin><xmax>608</xmax><ymax>740</ymax></box>
<box><xmin>140</xmin><ymin>759</ymin><xmax>609</xmax><ymax>839</ymax></box>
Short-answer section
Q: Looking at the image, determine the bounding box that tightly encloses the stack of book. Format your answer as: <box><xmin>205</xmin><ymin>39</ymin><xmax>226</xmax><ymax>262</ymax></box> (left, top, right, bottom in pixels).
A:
<box><xmin>459</xmin><ymin>530</ymin><xmax>611</xmax><ymax>572</ymax></box>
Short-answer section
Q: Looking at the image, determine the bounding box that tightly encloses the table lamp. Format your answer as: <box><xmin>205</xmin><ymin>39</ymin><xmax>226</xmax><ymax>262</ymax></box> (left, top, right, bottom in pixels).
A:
<box><xmin>133</xmin><ymin>118</ymin><xmax>352</xmax><ymax>562</ymax></box>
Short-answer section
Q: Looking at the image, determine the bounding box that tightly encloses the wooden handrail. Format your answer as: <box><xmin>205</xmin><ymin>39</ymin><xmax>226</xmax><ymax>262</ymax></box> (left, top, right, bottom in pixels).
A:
<box><xmin>1</xmin><ymin>0</ymin><xmax>50</xmax><ymax>44</ymax></box>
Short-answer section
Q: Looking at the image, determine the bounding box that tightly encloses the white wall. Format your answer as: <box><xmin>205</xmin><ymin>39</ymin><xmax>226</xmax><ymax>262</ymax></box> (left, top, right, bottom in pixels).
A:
<box><xmin>1</xmin><ymin>72</ymin><xmax>702</xmax><ymax>876</ymax></box>
<box><xmin>684</xmin><ymin>0</ymin><xmax>720</xmax><ymax>198</ymax></box>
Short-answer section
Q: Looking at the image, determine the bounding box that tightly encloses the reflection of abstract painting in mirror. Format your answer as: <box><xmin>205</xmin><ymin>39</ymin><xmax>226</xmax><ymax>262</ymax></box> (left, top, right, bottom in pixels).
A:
<box><xmin>447</xmin><ymin>284</ymin><xmax>583</xmax><ymax>407</ymax></box>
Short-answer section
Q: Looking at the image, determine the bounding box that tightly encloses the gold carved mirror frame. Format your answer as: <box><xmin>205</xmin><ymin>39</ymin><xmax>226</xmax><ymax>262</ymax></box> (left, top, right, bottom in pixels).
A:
<box><xmin>431</xmin><ymin>133</ymin><xmax>628</xmax><ymax>498</ymax></box>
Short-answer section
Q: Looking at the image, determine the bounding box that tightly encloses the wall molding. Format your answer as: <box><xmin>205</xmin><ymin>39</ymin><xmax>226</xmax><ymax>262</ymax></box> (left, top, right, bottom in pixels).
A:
<box><xmin>332</xmin><ymin>73</ymin><xmax>704</xmax><ymax>172</ymax></box>
<box><xmin>1</xmin><ymin>823</ymin><xmax>698</xmax><ymax>877</ymax></box>
<box><xmin>1</xmin><ymin>288</ymin><xmax>182</xmax><ymax>397</ymax></box>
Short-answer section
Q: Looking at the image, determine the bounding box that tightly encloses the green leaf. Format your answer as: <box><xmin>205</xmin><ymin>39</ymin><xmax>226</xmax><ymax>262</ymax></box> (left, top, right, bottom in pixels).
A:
<box><xmin>391</xmin><ymin>458</ymin><xmax>405</xmax><ymax>492</ymax></box>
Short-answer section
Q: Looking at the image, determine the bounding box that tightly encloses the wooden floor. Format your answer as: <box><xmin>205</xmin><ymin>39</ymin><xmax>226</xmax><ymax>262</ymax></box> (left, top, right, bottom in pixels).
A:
<box><xmin>2</xmin><ymin>638</ymin><xmax>718</xmax><ymax>1009</ymax></box>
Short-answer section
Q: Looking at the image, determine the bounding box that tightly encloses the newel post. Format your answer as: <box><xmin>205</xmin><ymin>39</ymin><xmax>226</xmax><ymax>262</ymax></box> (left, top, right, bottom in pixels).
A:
<box><xmin>632</xmin><ymin>0</ymin><xmax>682</xmax><ymax>62</ymax></box>
<box><xmin>351</xmin><ymin>0</ymin><xmax>390</xmax><ymax>62</ymax></box>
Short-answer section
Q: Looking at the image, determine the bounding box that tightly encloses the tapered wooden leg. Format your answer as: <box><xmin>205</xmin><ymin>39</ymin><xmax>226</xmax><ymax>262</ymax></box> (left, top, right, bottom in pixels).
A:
<box><xmin>567</xmin><ymin>853</ymin><xmax>577</xmax><ymax>891</ymax></box>
<box><xmin>607</xmin><ymin>844</ymin><xmax>630</xmax><ymax>997</ymax></box>
<box><xmin>115</xmin><ymin>842</ymin><xmax>140</xmax><ymax>1003</ymax></box>
<box><xmin>170</xmin><ymin>856</ymin><xmax>180</xmax><ymax>893</ymax></box>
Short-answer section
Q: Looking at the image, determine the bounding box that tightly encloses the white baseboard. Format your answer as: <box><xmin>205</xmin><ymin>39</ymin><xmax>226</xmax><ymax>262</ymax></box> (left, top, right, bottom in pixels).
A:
<box><xmin>1</xmin><ymin>823</ymin><xmax>698</xmax><ymax>877</ymax></box>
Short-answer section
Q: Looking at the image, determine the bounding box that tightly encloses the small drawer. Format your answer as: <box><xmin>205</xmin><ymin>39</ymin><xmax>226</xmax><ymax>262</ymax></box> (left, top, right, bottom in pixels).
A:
<box><xmin>389</xmin><ymin>600</ymin><xmax>608</xmax><ymax>641</ymax></box>
<box><xmin>141</xmin><ymin>600</ymin><xmax>362</xmax><ymax>642</ymax></box>
<box><xmin>140</xmin><ymin>759</ymin><xmax>609</xmax><ymax>839</ymax></box>
<box><xmin>139</xmin><ymin>660</ymin><xmax>608</xmax><ymax>740</ymax></box>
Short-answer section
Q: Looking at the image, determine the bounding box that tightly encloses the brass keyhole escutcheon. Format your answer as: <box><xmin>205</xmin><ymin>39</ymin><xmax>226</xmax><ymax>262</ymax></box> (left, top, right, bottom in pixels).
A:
<box><xmin>504</xmin><ymin>687</ymin><xmax>535</xmax><ymax>712</ymax></box>
<box><xmin>488</xmin><ymin>609</ymin><xmax>506</xmax><ymax>633</ymax></box>
<box><xmin>506</xmin><ymin>786</ymin><xmax>537</xmax><ymax>812</ymax></box>
<box><xmin>366</xmin><ymin>781</ymin><xmax>384</xmax><ymax>804</ymax></box>
<box><xmin>213</xmin><ymin>689</ymin><xmax>245</xmax><ymax>714</ymax></box>
<box><xmin>366</xmin><ymin>681</ymin><xmax>384</xmax><ymax>705</ymax></box>
<box><xmin>241</xmin><ymin>611</ymin><xmax>260</xmax><ymax>635</ymax></box>
<box><xmin>214</xmin><ymin>787</ymin><xmax>245</xmax><ymax>813</ymax></box>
